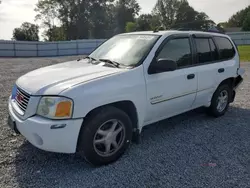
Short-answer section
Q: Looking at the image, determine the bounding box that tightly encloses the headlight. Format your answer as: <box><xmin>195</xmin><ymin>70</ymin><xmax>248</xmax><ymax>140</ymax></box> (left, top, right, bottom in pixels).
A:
<box><xmin>37</xmin><ymin>97</ymin><xmax>73</xmax><ymax>119</ymax></box>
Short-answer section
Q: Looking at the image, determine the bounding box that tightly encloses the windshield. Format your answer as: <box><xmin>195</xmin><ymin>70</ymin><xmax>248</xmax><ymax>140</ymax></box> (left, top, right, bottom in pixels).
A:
<box><xmin>89</xmin><ymin>34</ymin><xmax>159</xmax><ymax>66</ymax></box>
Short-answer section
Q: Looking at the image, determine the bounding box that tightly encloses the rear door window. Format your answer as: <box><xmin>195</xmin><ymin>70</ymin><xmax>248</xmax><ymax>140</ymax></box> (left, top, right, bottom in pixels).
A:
<box><xmin>214</xmin><ymin>37</ymin><xmax>236</xmax><ymax>60</ymax></box>
<box><xmin>195</xmin><ymin>38</ymin><xmax>212</xmax><ymax>64</ymax></box>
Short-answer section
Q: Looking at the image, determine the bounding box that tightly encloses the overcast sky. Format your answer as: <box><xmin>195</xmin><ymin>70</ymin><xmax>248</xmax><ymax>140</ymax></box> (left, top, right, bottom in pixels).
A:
<box><xmin>0</xmin><ymin>0</ymin><xmax>249</xmax><ymax>40</ymax></box>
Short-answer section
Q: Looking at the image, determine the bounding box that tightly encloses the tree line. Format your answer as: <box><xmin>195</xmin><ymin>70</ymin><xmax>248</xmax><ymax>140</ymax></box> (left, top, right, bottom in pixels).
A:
<box><xmin>10</xmin><ymin>0</ymin><xmax>250</xmax><ymax>41</ymax></box>
<box><xmin>219</xmin><ymin>5</ymin><xmax>250</xmax><ymax>31</ymax></box>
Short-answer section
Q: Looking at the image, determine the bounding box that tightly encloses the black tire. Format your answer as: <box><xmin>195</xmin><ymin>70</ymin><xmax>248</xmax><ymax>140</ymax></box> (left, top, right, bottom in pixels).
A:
<box><xmin>207</xmin><ymin>84</ymin><xmax>231</xmax><ymax>117</ymax></box>
<box><xmin>77</xmin><ymin>106</ymin><xmax>133</xmax><ymax>166</ymax></box>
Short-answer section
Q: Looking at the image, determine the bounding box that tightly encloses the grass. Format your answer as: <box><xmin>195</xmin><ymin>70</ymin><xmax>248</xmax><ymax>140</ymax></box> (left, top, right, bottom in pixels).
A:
<box><xmin>238</xmin><ymin>45</ymin><xmax>250</xmax><ymax>62</ymax></box>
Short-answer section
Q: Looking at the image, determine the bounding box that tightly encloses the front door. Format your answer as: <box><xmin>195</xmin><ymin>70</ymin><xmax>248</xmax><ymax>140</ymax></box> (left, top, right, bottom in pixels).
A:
<box><xmin>144</xmin><ymin>36</ymin><xmax>198</xmax><ymax>124</ymax></box>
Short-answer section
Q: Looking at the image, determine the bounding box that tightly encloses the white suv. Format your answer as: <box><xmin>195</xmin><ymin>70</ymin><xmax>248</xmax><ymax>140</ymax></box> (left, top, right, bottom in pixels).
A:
<box><xmin>8</xmin><ymin>30</ymin><xmax>244</xmax><ymax>166</ymax></box>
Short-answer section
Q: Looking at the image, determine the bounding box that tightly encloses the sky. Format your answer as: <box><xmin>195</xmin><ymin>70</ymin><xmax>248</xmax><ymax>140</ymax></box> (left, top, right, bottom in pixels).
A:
<box><xmin>0</xmin><ymin>0</ymin><xmax>249</xmax><ymax>40</ymax></box>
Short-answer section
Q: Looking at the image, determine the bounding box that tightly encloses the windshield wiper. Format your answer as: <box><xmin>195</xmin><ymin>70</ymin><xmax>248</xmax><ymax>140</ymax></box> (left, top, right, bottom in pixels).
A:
<box><xmin>99</xmin><ymin>59</ymin><xmax>120</xmax><ymax>68</ymax></box>
<box><xmin>77</xmin><ymin>56</ymin><xmax>97</xmax><ymax>62</ymax></box>
<box><xmin>85</xmin><ymin>56</ymin><xmax>97</xmax><ymax>61</ymax></box>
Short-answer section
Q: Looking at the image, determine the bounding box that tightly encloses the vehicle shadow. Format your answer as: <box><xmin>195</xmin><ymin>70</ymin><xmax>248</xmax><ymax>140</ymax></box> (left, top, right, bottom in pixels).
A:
<box><xmin>14</xmin><ymin>106</ymin><xmax>250</xmax><ymax>188</ymax></box>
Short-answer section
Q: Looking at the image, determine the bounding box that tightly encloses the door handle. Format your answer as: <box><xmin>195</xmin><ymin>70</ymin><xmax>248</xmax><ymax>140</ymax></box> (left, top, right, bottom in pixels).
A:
<box><xmin>218</xmin><ymin>68</ymin><xmax>225</xmax><ymax>73</ymax></box>
<box><xmin>187</xmin><ymin>74</ymin><xmax>195</xmax><ymax>80</ymax></box>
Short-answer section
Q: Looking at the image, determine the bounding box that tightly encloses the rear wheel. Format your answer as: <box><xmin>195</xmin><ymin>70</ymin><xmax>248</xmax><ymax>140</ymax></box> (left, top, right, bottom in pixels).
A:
<box><xmin>207</xmin><ymin>84</ymin><xmax>231</xmax><ymax>117</ymax></box>
<box><xmin>78</xmin><ymin>106</ymin><xmax>133</xmax><ymax>166</ymax></box>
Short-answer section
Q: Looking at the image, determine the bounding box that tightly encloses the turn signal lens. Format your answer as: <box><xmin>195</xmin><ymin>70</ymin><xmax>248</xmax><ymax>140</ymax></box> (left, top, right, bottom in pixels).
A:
<box><xmin>55</xmin><ymin>101</ymin><xmax>72</xmax><ymax>117</ymax></box>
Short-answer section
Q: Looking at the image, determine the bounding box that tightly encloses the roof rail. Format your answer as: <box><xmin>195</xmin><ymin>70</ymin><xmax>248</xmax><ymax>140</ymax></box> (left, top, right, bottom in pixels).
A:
<box><xmin>174</xmin><ymin>27</ymin><xmax>225</xmax><ymax>34</ymax></box>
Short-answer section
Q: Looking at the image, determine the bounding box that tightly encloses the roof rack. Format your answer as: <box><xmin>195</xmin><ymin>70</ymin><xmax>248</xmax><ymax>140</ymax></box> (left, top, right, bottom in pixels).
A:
<box><xmin>174</xmin><ymin>27</ymin><xmax>225</xmax><ymax>34</ymax></box>
<box><xmin>170</xmin><ymin>20</ymin><xmax>226</xmax><ymax>34</ymax></box>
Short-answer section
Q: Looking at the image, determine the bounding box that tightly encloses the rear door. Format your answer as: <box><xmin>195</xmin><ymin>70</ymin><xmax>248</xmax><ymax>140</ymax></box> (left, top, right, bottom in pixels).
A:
<box><xmin>191</xmin><ymin>36</ymin><xmax>221</xmax><ymax>108</ymax></box>
<box><xmin>213</xmin><ymin>36</ymin><xmax>238</xmax><ymax>83</ymax></box>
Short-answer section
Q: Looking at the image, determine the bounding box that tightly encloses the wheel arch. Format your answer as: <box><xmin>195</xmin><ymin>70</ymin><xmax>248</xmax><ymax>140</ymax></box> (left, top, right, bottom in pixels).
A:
<box><xmin>217</xmin><ymin>77</ymin><xmax>235</xmax><ymax>103</ymax></box>
<box><xmin>82</xmin><ymin>100</ymin><xmax>139</xmax><ymax>131</ymax></box>
<box><xmin>76</xmin><ymin>100</ymin><xmax>140</xmax><ymax>151</ymax></box>
<box><xmin>218</xmin><ymin>77</ymin><xmax>235</xmax><ymax>88</ymax></box>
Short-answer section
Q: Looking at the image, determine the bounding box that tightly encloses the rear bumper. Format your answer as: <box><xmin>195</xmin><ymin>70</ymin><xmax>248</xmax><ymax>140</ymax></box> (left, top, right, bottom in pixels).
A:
<box><xmin>234</xmin><ymin>75</ymin><xmax>243</xmax><ymax>91</ymax></box>
<box><xmin>233</xmin><ymin>68</ymin><xmax>245</xmax><ymax>91</ymax></box>
<box><xmin>237</xmin><ymin>68</ymin><xmax>245</xmax><ymax>76</ymax></box>
<box><xmin>230</xmin><ymin>69</ymin><xmax>244</xmax><ymax>103</ymax></box>
<box><xmin>8</xmin><ymin>99</ymin><xmax>83</xmax><ymax>154</ymax></box>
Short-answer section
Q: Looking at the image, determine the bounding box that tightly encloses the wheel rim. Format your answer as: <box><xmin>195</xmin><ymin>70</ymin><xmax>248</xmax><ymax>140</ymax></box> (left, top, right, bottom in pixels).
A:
<box><xmin>216</xmin><ymin>90</ymin><xmax>229</xmax><ymax>113</ymax></box>
<box><xmin>93</xmin><ymin>119</ymin><xmax>126</xmax><ymax>157</ymax></box>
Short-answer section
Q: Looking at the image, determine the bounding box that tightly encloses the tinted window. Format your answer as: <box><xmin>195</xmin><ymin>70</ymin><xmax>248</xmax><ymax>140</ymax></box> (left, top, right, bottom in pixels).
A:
<box><xmin>214</xmin><ymin>37</ymin><xmax>236</xmax><ymax>60</ymax></box>
<box><xmin>157</xmin><ymin>38</ymin><xmax>192</xmax><ymax>68</ymax></box>
<box><xmin>209</xmin><ymin>39</ymin><xmax>219</xmax><ymax>61</ymax></box>
<box><xmin>195</xmin><ymin>38</ymin><xmax>212</xmax><ymax>63</ymax></box>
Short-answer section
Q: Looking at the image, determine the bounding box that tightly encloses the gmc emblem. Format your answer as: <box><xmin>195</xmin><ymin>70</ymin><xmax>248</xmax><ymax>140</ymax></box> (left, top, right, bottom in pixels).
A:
<box><xmin>16</xmin><ymin>93</ymin><xmax>24</xmax><ymax>103</ymax></box>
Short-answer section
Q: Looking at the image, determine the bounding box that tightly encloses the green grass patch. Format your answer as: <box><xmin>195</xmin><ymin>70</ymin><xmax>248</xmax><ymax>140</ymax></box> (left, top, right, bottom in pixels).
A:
<box><xmin>238</xmin><ymin>45</ymin><xmax>250</xmax><ymax>62</ymax></box>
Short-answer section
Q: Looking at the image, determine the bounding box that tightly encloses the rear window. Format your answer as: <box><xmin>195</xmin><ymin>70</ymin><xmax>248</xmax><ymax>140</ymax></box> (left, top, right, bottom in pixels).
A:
<box><xmin>214</xmin><ymin>37</ymin><xmax>236</xmax><ymax>60</ymax></box>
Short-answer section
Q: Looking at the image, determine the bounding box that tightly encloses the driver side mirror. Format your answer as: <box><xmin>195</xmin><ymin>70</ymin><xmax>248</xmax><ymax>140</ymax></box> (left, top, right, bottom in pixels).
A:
<box><xmin>148</xmin><ymin>58</ymin><xmax>177</xmax><ymax>74</ymax></box>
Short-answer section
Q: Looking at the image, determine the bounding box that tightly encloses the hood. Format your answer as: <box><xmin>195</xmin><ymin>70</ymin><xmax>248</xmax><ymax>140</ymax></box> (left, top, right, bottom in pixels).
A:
<box><xmin>16</xmin><ymin>59</ymin><xmax>124</xmax><ymax>95</ymax></box>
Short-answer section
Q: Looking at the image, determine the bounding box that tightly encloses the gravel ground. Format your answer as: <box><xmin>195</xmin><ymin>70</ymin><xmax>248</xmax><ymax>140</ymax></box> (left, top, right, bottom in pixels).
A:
<box><xmin>0</xmin><ymin>57</ymin><xmax>250</xmax><ymax>188</ymax></box>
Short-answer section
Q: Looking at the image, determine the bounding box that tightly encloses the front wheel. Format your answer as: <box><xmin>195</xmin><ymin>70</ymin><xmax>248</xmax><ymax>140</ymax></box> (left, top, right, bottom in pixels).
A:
<box><xmin>77</xmin><ymin>106</ymin><xmax>133</xmax><ymax>166</ymax></box>
<box><xmin>207</xmin><ymin>84</ymin><xmax>231</xmax><ymax>117</ymax></box>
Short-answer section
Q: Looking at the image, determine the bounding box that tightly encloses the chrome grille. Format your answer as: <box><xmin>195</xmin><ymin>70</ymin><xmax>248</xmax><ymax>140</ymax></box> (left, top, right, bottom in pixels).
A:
<box><xmin>15</xmin><ymin>87</ymin><xmax>30</xmax><ymax>112</ymax></box>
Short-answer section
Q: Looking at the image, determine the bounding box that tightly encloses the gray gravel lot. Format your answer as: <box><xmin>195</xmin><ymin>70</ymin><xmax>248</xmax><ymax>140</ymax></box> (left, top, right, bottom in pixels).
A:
<box><xmin>0</xmin><ymin>57</ymin><xmax>250</xmax><ymax>188</ymax></box>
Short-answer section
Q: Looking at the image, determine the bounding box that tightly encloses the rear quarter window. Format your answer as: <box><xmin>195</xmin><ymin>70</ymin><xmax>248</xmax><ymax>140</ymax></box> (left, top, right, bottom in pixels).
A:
<box><xmin>214</xmin><ymin>36</ymin><xmax>236</xmax><ymax>60</ymax></box>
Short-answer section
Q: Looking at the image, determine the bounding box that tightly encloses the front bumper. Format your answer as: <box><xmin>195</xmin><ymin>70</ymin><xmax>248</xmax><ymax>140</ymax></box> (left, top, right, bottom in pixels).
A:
<box><xmin>8</xmin><ymin>99</ymin><xmax>83</xmax><ymax>154</ymax></box>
